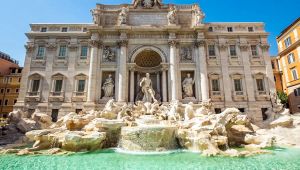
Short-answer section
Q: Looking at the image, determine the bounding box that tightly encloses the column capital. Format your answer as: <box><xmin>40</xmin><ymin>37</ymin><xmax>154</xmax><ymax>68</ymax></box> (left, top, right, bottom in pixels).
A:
<box><xmin>46</xmin><ymin>43</ymin><xmax>57</xmax><ymax>51</ymax></box>
<box><xmin>68</xmin><ymin>43</ymin><xmax>79</xmax><ymax>51</ymax></box>
<box><xmin>218</xmin><ymin>43</ymin><xmax>228</xmax><ymax>50</ymax></box>
<box><xmin>260</xmin><ymin>43</ymin><xmax>270</xmax><ymax>51</ymax></box>
<box><xmin>24</xmin><ymin>42</ymin><xmax>35</xmax><ymax>53</ymax></box>
<box><xmin>89</xmin><ymin>40</ymin><xmax>103</xmax><ymax>48</ymax></box>
<box><xmin>168</xmin><ymin>40</ymin><xmax>179</xmax><ymax>47</ymax></box>
<box><xmin>161</xmin><ymin>64</ymin><xmax>169</xmax><ymax>71</ymax></box>
<box><xmin>117</xmin><ymin>39</ymin><xmax>128</xmax><ymax>47</ymax></box>
<box><xmin>239</xmin><ymin>44</ymin><xmax>250</xmax><ymax>51</ymax></box>
<box><xmin>195</xmin><ymin>40</ymin><xmax>206</xmax><ymax>47</ymax></box>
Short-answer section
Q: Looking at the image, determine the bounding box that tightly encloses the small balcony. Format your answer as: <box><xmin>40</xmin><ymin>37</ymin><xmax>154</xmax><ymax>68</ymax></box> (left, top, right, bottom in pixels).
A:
<box><xmin>49</xmin><ymin>91</ymin><xmax>65</xmax><ymax>102</ymax></box>
<box><xmin>72</xmin><ymin>91</ymin><xmax>87</xmax><ymax>102</ymax></box>
<box><xmin>232</xmin><ymin>91</ymin><xmax>247</xmax><ymax>101</ymax></box>
<box><xmin>255</xmin><ymin>90</ymin><xmax>270</xmax><ymax>101</ymax></box>
<box><xmin>25</xmin><ymin>92</ymin><xmax>41</xmax><ymax>102</ymax></box>
<box><xmin>210</xmin><ymin>91</ymin><xmax>224</xmax><ymax>101</ymax></box>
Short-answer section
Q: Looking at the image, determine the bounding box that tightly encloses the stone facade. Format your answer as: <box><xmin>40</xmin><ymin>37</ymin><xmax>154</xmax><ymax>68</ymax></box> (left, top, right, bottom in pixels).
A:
<box><xmin>15</xmin><ymin>1</ymin><xmax>275</xmax><ymax>123</ymax></box>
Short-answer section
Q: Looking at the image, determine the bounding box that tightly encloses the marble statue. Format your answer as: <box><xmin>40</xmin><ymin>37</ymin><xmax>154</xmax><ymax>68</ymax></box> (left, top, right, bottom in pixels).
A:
<box><xmin>167</xmin><ymin>6</ymin><xmax>177</xmax><ymax>25</ymax></box>
<box><xmin>270</xmin><ymin>90</ymin><xmax>283</xmax><ymax>113</ymax></box>
<box><xmin>133</xmin><ymin>0</ymin><xmax>162</xmax><ymax>8</ymax></box>
<box><xmin>184</xmin><ymin>102</ymin><xmax>195</xmax><ymax>121</ymax></box>
<box><xmin>103</xmin><ymin>47</ymin><xmax>115</xmax><ymax>62</ymax></box>
<box><xmin>182</xmin><ymin>73</ymin><xmax>195</xmax><ymax>98</ymax></box>
<box><xmin>167</xmin><ymin>100</ymin><xmax>181</xmax><ymax>121</ymax></box>
<box><xmin>118</xmin><ymin>7</ymin><xmax>129</xmax><ymax>25</ymax></box>
<box><xmin>193</xmin><ymin>4</ymin><xmax>205</xmax><ymax>26</ymax></box>
<box><xmin>139</xmin><ymin>73</ymin><xmax>157</xmax><ymax>103</ymax></box>
<box><xmin>102</xmin><ymin>74</ymin><xmax>114</xmax><ymax>98</ymax></box>
<box><xmin>132</xmin><ymin>0</ymin><xmax>142</xmax><ymax>8</ymax></box>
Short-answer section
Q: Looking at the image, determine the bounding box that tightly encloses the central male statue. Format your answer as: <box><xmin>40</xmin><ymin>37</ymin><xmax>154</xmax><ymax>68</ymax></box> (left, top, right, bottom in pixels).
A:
<box><xmin>139</xmin><ymin>73</ymin><xmax>157</xmax><ymax>103</ymax></box>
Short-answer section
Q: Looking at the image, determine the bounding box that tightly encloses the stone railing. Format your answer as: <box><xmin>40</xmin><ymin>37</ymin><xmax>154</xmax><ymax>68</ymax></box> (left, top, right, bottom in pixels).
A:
<box><xmin>25</xmin><ymin>92</ymin><xmax>41</xmax><ymax>102</ymax></box>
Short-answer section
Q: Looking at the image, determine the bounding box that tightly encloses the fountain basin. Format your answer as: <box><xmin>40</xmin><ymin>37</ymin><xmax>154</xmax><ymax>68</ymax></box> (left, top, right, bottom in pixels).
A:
<box><xmin>119</xmin><ymin>125</ymin><xmax>178</xmax><ymax>152</ymax></box>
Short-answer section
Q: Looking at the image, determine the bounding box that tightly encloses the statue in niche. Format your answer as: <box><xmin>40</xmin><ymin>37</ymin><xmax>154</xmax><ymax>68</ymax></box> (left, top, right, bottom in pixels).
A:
<box><xmin>193</xmin><ymin>4</ymin><xmax>205</xmax><ymax>26</ymax></box>
<box><xmin>118</xmin><ymin>6</ymin><xmax>129</xmax><ymax>25</ymax></box>
<box><xmin>180</xmin><ymin>47</ymin><xmax>192</xmax><ymax>61</ymax></box>
<box><xmin>139</xmin><ymin>73</ymin><xmax>157</xmax><ymax>103</ymax></box>
<box><xmin>102</xmin><ymin>74</ymin><xmax>114</xmax><ymax>98</ymax></box>
<box><xmin>182</xmin><ymin>73</ymin><xmax>195</xmax><ymax>98</ymax></box>
<box><xmin>167</xmin><ymin>6</ymin><xmax>177</xmax><ymax>25</ymax></box>
<box><xmin>103</xmin><ymin>47</ymin><xmax>115</xmax><ymax>62</ymax></box>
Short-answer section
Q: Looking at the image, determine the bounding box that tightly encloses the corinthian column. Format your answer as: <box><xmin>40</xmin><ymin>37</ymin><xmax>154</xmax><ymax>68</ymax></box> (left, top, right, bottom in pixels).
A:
<box><xmin>161</xmin><ymin>65</ymin><xmax>168</xmax><ymax>102</ymax></box>
<box><xmin>117</xmin><ymin>40</ymin><xmax>128</xmax><ymax>102</ymax></box>
<box><xmin>129</xmin><ymin>66</ymin><xmax>135</xmax><ymax>103</ymax></box>
<box><xmin>87</xmin><ymin>34</ymin><xmax>101</xmax><ymax>103</ymax></box>
<box><xmin>168</xmin><ymin>40</ymin><xmax>178</xmax><ymax>101</ymax></box>
<box><xmin>196</xmin><ymin>40</ymin><xmax>209</xmax><ymax>101</ymax></box>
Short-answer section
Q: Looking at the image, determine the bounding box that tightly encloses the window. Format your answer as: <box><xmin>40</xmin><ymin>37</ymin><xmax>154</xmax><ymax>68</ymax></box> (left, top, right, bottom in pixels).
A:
<box><xmin>294</xmin><ymin>88</ymin><xmax>300</xmax><ymax>96</ymax></box>
<box><xmin>58</xmin><ymin>45</ymin><xmax>67</xmax><ymax>58</ymax></box>
<box><xmin>54</xmin><ymin>80</ymin><xmax>63</xmax><ymax>92</ymax></box>
<box><xmin>248</xmin><ymin>27</ymin><xmax>254</xmax><ymax>32</ymax></box>
<box><xmin>291</xmin><ymin>68</ymin><xmax>299</xmax><ymax>80</ymax></box>
<box><xmin>229</xmin><ymin>45</ymin><xmax>237</xmax><ymax>56</ymax></box>
<box><xmin>287</xmin><ymin>53</ymin><xmax>295</xmax><ymax>64</ymax></box>
<box><xmin>14</xmin><ymin>100</ymin><xmax>17</xmax><ymax>104</ymax></box>
<box><xmin>227</xmin><ymin>27</ymin><xmax>233</xmax><ymax>32</ymax></box>
<box><xmin>61</xmin><ymin>27</ymin><xmax>68</xmax><ymax>32</ymax></box>
<box><xmin>284</xmin><ymin>37</ymin><xmax>292</xmax><ymax>48</ymax></box>
<box><xmin>78</xmin><ymin>80</ymin><xmax>85</xmax><ymax>92</ymax></box>
<box><xmin>0</xmin><ymin>89</ymin><xmax>4</xmax><ymax>93</ymax></box>
<box><xmin>4</xmin><ymin>100</ymin><xmax>8</xmax><ymax>106</ymax></box>
<box><xmin>37</xmin><ymin>46</ymin><xmax>45</xmax><ymax>58</ymax></box>
<box><xmin>18</xmin><ymin>78</ymin><xmax>21</xmax><ymax>82</ymax></box>
<box><xmin>256</xmin><ymin>79</ymin><xmax>265</xmax><ymax>91</ymax></box>
<box><xmin>208</xmin><ymin>45</ymin><xmax>216</xmax><ymax>56</ymax></box>
<box><xmin>16</xmin><ymin>88</ymin><xmax>19</xmax><ymax>93</ymax></box>
<box><xmin>41</xmin><ymin>27</ymin><xmax>47</xmax><ymax>32</ymax></box>
<box><xmin>32</xmin><ymin>80</ymin><xmax>40</xmax><ymax>92</ymax></box>
<box><xmin>212</xmin><ymin>79</ymin><xmax>220</xmax><ymax>91</ymax></box>
<box><xmin>208</xmin><ymin>27</ymin><xmax>213</xmax><ymax>32</ymax></box>
<box><xmin>80</xmin><ymin>46</ymin><xmax>88</xmax><ymax>59</ymax></box>
<box><xmin>6</xmin><ymin>89</ymin><xmax>10</xmax><ymax>93</ymax></box>
<box><xmin>271</xmin><ymin>61</ymin><xmax>275</xmax><ymax>69</ymax></box>
<box><xmin>234</xmin><ymin>79</ymin><xmax>242</xmax><ymax>91</ymax></box>
<box><xmin>251</xmin><ymin>45</ymin><xmax>258</xmax><ymax>56</ymax></box>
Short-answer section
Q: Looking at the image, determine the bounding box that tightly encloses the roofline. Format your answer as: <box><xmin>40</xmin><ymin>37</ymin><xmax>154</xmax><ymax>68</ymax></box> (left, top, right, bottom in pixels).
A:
<box><xmin>30</xmin><ymin>23</ymin><xmax>93</xmax><ymax>26</ymax></box>
<box><xmin>277</xmin><ymin>17</ymin><xmax>300</xmax><ymax>39</ymax></box>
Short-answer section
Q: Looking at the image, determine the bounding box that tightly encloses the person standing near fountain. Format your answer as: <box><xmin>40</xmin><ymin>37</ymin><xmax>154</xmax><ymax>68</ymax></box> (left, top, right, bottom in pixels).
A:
<box><xmin>139</xmin><ymin>73</ymin><xmax>157</xmax><ymax>103</ymax></box>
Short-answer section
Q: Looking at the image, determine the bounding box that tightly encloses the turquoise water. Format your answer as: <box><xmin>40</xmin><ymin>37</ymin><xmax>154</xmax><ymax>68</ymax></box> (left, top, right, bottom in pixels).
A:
<box><xmin>1</xmin><ymin>148</ymin><xmax>300</xmax><ymax>170</ymax></box>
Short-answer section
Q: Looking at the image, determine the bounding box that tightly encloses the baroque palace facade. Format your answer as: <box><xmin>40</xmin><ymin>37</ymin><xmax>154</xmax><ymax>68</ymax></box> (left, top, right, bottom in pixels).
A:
<box><xmin>15</xmin><ymin>1</ymin><xmax>275</xmax><ymax>122</ymax></box>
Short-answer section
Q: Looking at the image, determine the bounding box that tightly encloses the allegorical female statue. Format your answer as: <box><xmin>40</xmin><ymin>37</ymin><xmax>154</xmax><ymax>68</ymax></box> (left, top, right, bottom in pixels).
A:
<box><xmin>167</xmin><ymin>6</ymin><xmax>177</xmax><ymax>25</ymax></box>
<box><xmin>118</xmin><ymin>6</ymin><xmax>129</xmax><ymax>25</ymax></box>
<box><xmin>102</xmin><ymin>74</ymin><xmax>114</xmax><ymax>98</ymax></box>
<box><xmin>182</xmin><ymin>73</ymin><xmax>195</xmax><ymax>98</ymax></box>
<box><xmin>139</xmin><ymin>73</ymin><xmax>157</xmax><ymax>103</ymax></box>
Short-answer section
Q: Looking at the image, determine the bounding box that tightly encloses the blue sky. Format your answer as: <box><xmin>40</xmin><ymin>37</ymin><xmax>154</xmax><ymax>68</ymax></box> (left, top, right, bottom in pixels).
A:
<box><xmin>0</xmin><ymin>0</ymin><xmax>299</xmax><ymax>66</ymax></box>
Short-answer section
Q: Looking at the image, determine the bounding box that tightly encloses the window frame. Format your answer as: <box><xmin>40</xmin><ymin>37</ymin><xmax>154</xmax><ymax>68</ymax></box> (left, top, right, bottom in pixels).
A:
<box><xmin>233</xmin><ymin>79</ymin><xmax>243</xmax><ymax>92</ymax></box>
<box><xmin>80</xmin><ymin>46</ymin><xmax>88</xmax><ymax>59</ymax></box>
<box><xmin>229</xmin><ymin>45</ymin><xmax>237</xmax><ymax>57</ymax></box>
<box><xmin>287</xmin><ymin>53</ymin><xmax>295</xmax><ymax>64</ymax></box>
<box><xmin>291</xmin><ymin>68</ymin><xmax>299</xmax><ymax>80</ymax></box>
<box><xmin>36</xmin><ymin>46</ymin><xmax>46</xmax><ymax>59</ymax></box>
<box><xmin>58</xmin><ymin>45</ymin><xmax>67</xmax><ymax>59</ymax></box>
<box><xmin>208</xmin><ymin>44</ymin><xmax>216</xmax><ymax>57</ymax></box>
